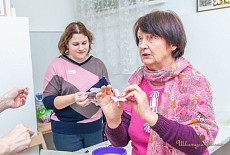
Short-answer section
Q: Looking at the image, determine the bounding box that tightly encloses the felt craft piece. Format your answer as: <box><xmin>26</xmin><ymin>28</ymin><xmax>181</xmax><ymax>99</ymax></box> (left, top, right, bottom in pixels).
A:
<box><xmin>110</xmin><ymin>96</ymin><xmax>127</xmax><ymax>107</ymax></box>
<box><xmin>110</xmin><ymin>96</ymin><xmax>127</xmax><ymax>102</ymax></box>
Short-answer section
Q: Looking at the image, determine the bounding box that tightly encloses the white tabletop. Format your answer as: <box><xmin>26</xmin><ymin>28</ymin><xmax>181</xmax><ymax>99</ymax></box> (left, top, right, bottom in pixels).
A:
<box><xmin>208</xmin><ymin>124</ymin><xmax>230</xmax><ymax>154</ymax></box>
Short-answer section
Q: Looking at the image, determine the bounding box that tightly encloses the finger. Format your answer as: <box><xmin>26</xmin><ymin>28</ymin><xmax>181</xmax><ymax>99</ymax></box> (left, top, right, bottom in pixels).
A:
<box><xmin>125</xmin><ymin>90</ymin><xmax>139</xmax><ymax>100</ymax></box>
<box><xmin>74</xmin><ymin>92</ymin><xmax>87</xmax><ymax>102</ymax></box>
<box><xmin>113</xmin><ymin>89</ymin><xmax>120</xmax><ymax>98</ymax></box>
<box><xmin>17</xmin><ymin>87</ymin><xmax>28</xmax><ymax>93</ymax></box>
<box><xmin>20</xmin><ymin>95</ymin><xmax>27</xmax><ymax>101</ymax></box>
<box><xmin>100</xmin><ymin>86</ymin><xmax>107</xmax><ymax>93</ymax></box>
<box><xmin>80</xmin><ymin>99</ymin><xmax>91</xmax><ymax>107</ymax></box>
<box><xmin>76</xmin><ymin>92</ymin><xmax>87</xmax><ymax>96</ymax></box>
<box><xmin>117</xmin><ymin>101</ymin><xmax>124</xmax><ymax>108</ymax></box>
<box><xmin>99</xmin><ymin>86</ymin><xmax>107</xmax><ymax>98</ymax></box>
<box><xmin>20</xmin><ymin>93</ymin><xmax>27</xmax><ymax>98</ymax></box>
<box><xmin>24</xmin><ymin>87</ymin><xmax>29</xmax><ymax>95</ymax></box>
<box><xmin>123</xmin><ymin>84</ymin><xmax>142</xmax><ymax>96</ymax></box>
<box><xmin>26</xmin><ymin>132</ymin><xmax>30</xmax><ymax>139</ymax></box>
<box><xmin>96</xmin><ymin>92</ymin><xmax>103</xmax><ymax>100</ymax></box>
<box><xmin>106</xmin><ymin>85</ymin><xmax>112</xmax><ymax>95</ymax></box>
<box><xmin>84</xmin><ymin>99</ymin><xmax>91</xmax><ymax>107</ymax></box>
<box><xmin>78</xmin><ymin>95</ymin><xmax>88</xmax><ymax>102</ymax></box>
<box><xmin>21</xmin><ymin>87</ymin><xmax>29</xmax><ymax>95</ymax></box>
<box><xmin>20</xmin><ymin>98</ymin><xmax>26</xmax><ymax>106</ymax></box>
<box><xmin>28</xmin><ymin>129</ymin><xmax>35</xmax><ymax>136</ymax></box>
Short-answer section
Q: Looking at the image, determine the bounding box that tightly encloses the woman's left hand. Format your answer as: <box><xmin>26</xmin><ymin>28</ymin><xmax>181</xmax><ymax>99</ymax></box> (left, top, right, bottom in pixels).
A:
<box><xmin>4</xmin><ymin>87</ymin><xmax>29</xmax><ymax>109</ymax></box>
<box><xmin>123</xmin><ymin>84</ymin><xmax>158</xmax><ymax>126</ymax></box>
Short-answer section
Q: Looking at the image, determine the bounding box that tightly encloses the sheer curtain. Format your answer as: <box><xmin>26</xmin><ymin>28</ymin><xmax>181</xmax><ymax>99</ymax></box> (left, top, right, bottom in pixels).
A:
<box><xmin>74</xmin><ymin>0</ymin><xmax>165</xmax><ymax>74</ymax></box>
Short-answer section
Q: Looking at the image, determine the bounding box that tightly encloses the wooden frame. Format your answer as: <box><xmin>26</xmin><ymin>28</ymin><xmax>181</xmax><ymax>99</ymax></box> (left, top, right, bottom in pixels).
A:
<box><xmin>0</xmin><ymin>0</ymin><xmax>7</xmax><ymax>16</ymax></box>
<box><xmin>30</xmin><ymin>132</ymin><xmax>47</xmax><ymax>149</ymax></box>
<box><xmin>197</xmin><ymin>0</ymin><xmax>230</xmax><ymax>12</ymax></box>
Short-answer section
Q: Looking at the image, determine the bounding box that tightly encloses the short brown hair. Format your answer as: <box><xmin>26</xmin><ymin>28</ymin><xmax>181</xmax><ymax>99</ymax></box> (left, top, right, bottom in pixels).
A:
<box><xmin>134</xmin><ymin>10</ymin><xmax>187</xmax><ymax>59</ymax></box>
<box><xmin>58</xmin><ymin>22</ymin><xmax>94</xmax><ymax>55</ymax></box>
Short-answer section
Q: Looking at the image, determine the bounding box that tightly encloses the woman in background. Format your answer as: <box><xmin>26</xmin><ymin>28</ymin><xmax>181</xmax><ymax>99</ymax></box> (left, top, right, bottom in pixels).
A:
<box><xmin>97</xmin><ymin>10</ymin><xmax>218</xmax><ymax>155</ymax></box>
<box><xmin>43</xmin><ymin>22</ymin><xmax>110</xmax><ymax>151</ymax></box>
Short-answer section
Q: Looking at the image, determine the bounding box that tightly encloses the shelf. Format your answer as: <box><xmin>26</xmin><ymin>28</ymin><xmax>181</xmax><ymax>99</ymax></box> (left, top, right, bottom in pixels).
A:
<box><xmin>37</xmin><ymin>122</ymin><xmax>52</xmax><ymax>134</ymax></box>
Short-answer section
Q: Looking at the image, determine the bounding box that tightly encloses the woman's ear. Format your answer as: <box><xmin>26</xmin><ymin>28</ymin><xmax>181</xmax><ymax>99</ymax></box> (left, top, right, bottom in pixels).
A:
<box><xmin>170</xmin><ymin>45</ymin><xmax>177</xmax><ymax>51</ymax></box>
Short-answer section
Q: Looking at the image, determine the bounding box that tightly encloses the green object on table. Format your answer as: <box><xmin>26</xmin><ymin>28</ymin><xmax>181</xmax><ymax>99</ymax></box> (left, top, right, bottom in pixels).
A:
<box><xmin>36</xmin><ymin>108</ymin><xmax>52</xmax><ymax>117</ymax></box>
<box><xmin>36</xmin><ymin>108</ymin><xmax>52</xmax><ymax>123</ymax></box>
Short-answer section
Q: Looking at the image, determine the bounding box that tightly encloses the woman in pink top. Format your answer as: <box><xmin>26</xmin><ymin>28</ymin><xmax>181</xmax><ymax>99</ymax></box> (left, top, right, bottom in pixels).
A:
<box><xmin>97</xmin><ymin>10</ymin><xmax>218</xmax><ymax>155</ymax></box>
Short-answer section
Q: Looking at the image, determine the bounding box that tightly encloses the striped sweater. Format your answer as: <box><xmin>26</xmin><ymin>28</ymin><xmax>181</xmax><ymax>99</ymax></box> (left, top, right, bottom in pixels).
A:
<box><xmin>42</xmin><ymin>55</ymin><xmax>109</xmax><ymax>134</ymax></box>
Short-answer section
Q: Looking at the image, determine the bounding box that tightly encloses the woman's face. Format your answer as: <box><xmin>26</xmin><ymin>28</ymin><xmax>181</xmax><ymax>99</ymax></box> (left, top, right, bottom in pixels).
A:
<box><xmin>67</xmin><ymin>33</ymin><xmax>90</xmax><ymax>63</ymax></box>
<box><xmin>137</xmin><ymin>29</ymin><xmax>176</xmax><ymax>71</ymax></box>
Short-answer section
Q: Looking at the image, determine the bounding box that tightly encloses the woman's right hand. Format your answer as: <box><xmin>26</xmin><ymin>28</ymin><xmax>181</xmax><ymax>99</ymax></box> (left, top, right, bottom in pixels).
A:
<box><xmin>0</xmin><ymin>124</ymin><xmax>34</xmax><ymax>154</ymax></box>
<box><xmin>96</xmin><ymin>85</ymin><xmax>123</xmax><ymax>129</ymax></box>
<box><xmin>74</xmin><ymin>92</ymin><xmax>91</xmax><ymax>107</ymax></box>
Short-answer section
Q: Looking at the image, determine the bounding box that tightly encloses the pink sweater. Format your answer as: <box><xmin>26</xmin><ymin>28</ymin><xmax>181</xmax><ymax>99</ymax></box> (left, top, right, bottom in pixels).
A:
<box><xmin>106</xmin><ymin>77</ymin><xmax>208</xmax><ymax>155</ymax></box>
<box><xmin>107</xmin><ymin>78</ymin><xmax>164</xmax><ymax>155</ymax></box>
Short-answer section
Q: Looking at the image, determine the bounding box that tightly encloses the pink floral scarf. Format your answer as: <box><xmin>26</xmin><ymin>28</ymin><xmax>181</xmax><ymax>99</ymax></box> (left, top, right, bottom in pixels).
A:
<box><xmin>128</xmin><ymin>57</ymin><xmax>218</xmax><ymax>155</ymax></box>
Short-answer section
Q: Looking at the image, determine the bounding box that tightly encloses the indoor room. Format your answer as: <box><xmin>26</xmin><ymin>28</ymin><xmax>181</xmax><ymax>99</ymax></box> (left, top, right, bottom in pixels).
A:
<box><xmin>1</xmin><ymin>0</ymin><xmax>230</xmax><ymax>154</ymax></box>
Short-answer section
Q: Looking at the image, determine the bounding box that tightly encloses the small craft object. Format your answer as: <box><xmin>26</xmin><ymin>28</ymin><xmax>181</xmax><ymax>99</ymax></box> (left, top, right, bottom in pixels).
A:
<box><xmin>87</xmin><ymin>88</ymin><xmax>101</xmax><ymax>106</ymax></box>
<box><xmin>110</xmin><ymin>96</ymin><xmax>127</xmax><ymax>102</ymax></box>
<box><xmin>110</xmin><ymin>96</ymin><xmax>136</xmax><ymax>107</ymax></box>
<box><xmin>110</xmin><ymin>96</ymin><xmax>127</xmax><ymax>107</ymax></box>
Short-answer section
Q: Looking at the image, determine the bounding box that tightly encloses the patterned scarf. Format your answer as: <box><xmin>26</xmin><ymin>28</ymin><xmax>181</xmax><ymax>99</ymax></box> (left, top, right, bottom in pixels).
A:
<box><xmin>128</xmin><ymin>57</ymin><xmax>218</xmax><ymax>155</ymax></box>
<box><xmin>128</xmin><ymin>57</ymin><xmax>190</xmax><ymax>84</ymax></box>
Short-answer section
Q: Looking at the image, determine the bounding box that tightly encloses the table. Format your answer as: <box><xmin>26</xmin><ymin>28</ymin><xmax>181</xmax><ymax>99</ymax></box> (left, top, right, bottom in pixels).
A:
<box><xmin>37</xmin><ymin>122</ymin><xmax>230</xmax><ymax>154</ymax></box>
<box><xmin>76</xmin><ymin>124</ymin><xmax>230</xmax><ymax>154</ymax></box>
<box><xmin>75</xmin><ymin>140</ymin><xmax>132</xmax><ymax>155</ymax></box>
<box><xmin>40</xmin><ymin>149</ymin><xmax>89</xmax><ymax>155</ymax></box>
<box><xmin>208</xmin><ymin>124</ymin><xmax>230</xmax><ymax>154</ymax></box>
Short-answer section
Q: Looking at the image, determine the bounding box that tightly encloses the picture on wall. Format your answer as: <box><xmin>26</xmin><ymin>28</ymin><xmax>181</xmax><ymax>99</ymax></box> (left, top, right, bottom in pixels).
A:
<box><xmin>197</xmin><ymin>0</ymin><xmax>230</xmax><ymax>12</ymax></box>
<box><xmin>0</xmin><ymin>0</ymin><xmax>6</xmax><ymax>16</ymax></box>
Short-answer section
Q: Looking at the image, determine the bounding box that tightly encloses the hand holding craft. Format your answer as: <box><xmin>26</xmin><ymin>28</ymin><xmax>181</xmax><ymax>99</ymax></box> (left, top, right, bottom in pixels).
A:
<box><xmin>74</xmin><ymin>92</ymin><xmax>91</xmax><ymax>107</ymax></box>
<box><xmin>96</xmin><ymin>85</ymin><xmax>124</xmax><ymax>129</ymax></box>
<box><xmin>122</xmin><ymin>84</ymin><xmax>157</xmax><ymax>125</ymax></box>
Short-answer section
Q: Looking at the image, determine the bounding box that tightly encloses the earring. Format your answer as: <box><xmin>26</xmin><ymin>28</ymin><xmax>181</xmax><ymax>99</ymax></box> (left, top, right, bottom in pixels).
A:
<box><xmin>65</xmin><ymin>50</ymin><xmax>69</xmax><ymax>55</ymax></box>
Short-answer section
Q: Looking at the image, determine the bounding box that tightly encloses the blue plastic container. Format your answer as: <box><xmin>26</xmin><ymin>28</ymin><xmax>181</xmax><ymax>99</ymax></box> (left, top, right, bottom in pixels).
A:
<box><xmin>92</xmin><ymin>147</ymin><xmax>127</xmax><ymax>155</ymax></box>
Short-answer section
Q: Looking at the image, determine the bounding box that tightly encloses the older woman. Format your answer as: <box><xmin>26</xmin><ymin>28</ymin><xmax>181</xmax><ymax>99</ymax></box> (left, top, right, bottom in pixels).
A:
<box><xmin>97</xmin><ymin>11</ymin><xmax>218</xmax><ymax>155</ymax></box>
<box><xmin>43</xmin><ymin>22</ymin><xmax>110</xmax><ymax>151</ymax></box>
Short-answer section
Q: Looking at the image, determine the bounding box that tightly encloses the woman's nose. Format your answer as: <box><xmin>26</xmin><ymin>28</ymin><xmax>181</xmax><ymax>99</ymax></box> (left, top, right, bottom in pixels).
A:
<box><xmin>79</xmin><ymin>44</ymin><xmax>83</xmax><ymax>50</ymax></box>
<box><xmin>139</xmin><ymin>39</ymin><xmax>148</xmax><ymax>49</ymax></box>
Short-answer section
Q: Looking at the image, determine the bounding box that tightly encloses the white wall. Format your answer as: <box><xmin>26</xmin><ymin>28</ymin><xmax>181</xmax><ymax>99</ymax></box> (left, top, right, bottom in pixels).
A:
<box><xmin>0</xmin><ymin>17</ymin><xmax>38</xmax><ymax>155</ymax></box>
<box><xmin>30</xmin><ymin>32</ymin><xmax>62</xmax><ymax>93</ymax></box>
<box><xmin>11</xmin><ymin>0</ymin><xmax>75</xmax><ymax>31</ymax></box>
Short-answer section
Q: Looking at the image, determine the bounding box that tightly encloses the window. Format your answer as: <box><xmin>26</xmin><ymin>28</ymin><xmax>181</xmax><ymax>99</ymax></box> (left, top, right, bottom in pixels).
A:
<box><xmin>94</xmin><ymin>0</ymin><xmax>166</xmax><ymax>12</ymax></box>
